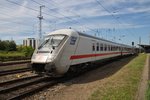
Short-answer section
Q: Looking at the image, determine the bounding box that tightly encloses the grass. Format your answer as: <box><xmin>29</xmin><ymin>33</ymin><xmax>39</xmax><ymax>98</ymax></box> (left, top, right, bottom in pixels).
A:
<box><xmin>146</xmin><ymin>81</ymin><xmax>150</xmax><ymax>100</ymax></box>
<box><xmin>89</xmin><ymin>53</ymin><xmax>147</xmax><ymax>100</ymax></box>
<box><xmin>0</xmin><ymin>51</ymin><xmax>25</xmax><ymax>57</ymax></box>
<box><xmin>0</xmin><ymin>51</ymin><xmax>29</xmax><ymax>62</ymax></box>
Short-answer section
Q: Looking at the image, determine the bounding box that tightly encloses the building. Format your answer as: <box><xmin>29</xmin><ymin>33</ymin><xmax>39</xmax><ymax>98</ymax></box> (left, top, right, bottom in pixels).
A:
<box><xmin>23</xmin><ymin>38</ymin><xmax>38</xmax><ymax>49</ymax></box>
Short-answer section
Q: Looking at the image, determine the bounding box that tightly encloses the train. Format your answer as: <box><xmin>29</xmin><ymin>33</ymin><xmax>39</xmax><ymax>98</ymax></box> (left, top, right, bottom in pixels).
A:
<box><xmin>29</xmin><ymin>29</ymin><xmax>137</xmax><ymax>77</ymax></box>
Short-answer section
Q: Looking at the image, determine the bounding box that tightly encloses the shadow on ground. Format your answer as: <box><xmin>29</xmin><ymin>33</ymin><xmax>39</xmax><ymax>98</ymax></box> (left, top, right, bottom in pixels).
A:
<box><xmin>65</xmin><ymin>55</ymin><xmax>136</xmax><ymax>85</ymax></box>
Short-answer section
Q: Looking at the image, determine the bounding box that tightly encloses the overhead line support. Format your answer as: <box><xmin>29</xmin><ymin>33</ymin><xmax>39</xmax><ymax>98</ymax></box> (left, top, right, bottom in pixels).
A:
<box><xmin>37</xmin><ymin>5</ymin><xmax>45</xmax><ymax>44</ymax></box>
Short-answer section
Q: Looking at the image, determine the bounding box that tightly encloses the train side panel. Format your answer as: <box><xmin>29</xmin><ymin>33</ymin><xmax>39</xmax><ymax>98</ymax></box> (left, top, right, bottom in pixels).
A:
<box><xmin>70</xmin><ymin>36</ymin><xmax>123</xmax><ymax>65</ymax></box>
<box><xmin>55</xmin><ymin>32</ymin><xmax>79</xmax><ymax>74</ymax></box>
<box><xmin>70</xmin><ymin>36</ymin><xmax>94</xmax><ymax>65</ymax></box>
<box><xmin>94</xmin><ymin>42</ymin><xmax>121</xmax><ymax>61</ymax></box>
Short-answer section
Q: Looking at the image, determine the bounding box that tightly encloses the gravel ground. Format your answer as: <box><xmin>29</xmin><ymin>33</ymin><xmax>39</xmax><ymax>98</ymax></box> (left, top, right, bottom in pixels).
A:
<box><xmin>0</xmin><ymin>71</ymin><xmax>36</xmax><ymax>83</ymax></box>
<box><xmin>24</xmin><ymin>56</ymin><xmax>135</xmax><ymax>100</ymax></box>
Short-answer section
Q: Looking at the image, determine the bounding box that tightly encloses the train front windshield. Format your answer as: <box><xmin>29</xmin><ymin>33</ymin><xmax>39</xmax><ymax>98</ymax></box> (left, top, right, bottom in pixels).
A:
<box><xmin>38</xmin><ymin>35</ymin><xmax>66</xmax><ymax>50</ymax></box>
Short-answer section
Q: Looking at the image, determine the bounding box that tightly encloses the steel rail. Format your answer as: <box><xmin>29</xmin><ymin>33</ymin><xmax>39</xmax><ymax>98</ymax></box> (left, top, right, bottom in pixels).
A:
<box><xmin>0</xmin><ymin>68</ymin><xmax>31</xmax><ymax>76</ymax></box>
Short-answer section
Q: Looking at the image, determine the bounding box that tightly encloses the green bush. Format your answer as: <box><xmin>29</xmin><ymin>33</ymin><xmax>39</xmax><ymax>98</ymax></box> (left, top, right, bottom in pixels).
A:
<box><xmin>0</xmin><ymin>46</ymin><xmax>34</xmax><ymax>62</ymax></box>
<box><xmin>17</xmin><ymin>46</ymin><xmax>34</xmax><ymax>57</ymax></box>
<box><xmin>0</xmin><ymin>51</ymin><xmax>26</xmax><ymax>62</ymax></box>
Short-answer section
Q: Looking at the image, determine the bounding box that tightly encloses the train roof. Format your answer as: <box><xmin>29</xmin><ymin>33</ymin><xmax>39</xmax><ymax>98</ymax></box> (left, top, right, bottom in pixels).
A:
<box><xmin>78</xmin><ymin>32</ymin><xmax>132</xmax><ymax>48</ymax></box>
<box><xmin>47</xmin><ymin>29</ymin><xmax>78</xmax><ymax>36</ymax></box>
<box><xmin>47</xmin><ymin>29</ymin><xmax>132</xmax><ymax>48</ymax></box>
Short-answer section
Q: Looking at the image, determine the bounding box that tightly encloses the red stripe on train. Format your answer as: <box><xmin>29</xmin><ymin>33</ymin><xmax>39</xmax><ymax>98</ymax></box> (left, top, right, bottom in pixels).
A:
<box><xmin>70</xmin><ymin>52</ymin><xmax>129</xmax><ymax>60</ymax></box>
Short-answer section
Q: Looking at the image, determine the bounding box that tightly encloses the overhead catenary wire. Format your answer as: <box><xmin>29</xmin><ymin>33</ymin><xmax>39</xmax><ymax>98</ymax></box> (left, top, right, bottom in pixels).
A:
<box><xmin>49</xmin><ymin>0</ymin><xmax>80</xmax><ymax>17</ymax></box>
<box><xmin>0</xmin><ymin>4</ymin><xmax>38</xmax><ymax>19</ymax></box>
<box><xmin>30</xmin><ymin>0</ymin><xmax>75</xmax><ymax>21</ymax></box>
<box><xmin>30</xmin><ymin>0</ymin><xmax>99</xmax><ymax>34</ymax></box>
<box><xmin>51</xmin><ymin>0</ymin><xmax>102</xmax><ymax>33</ymax></box>
<box><xmin>0</xmin><ymin>12</ymin><xmax>34</xmax><ymax>26</ymax></box>
<box><xmin>4</xmin><ymin>0</ymin><xmax>128</xmax><ymax>36</ymax></box>
<box><xmin>0</xmin><ymin>18</ymin><xmax>32</xmax><ymax>26</ymax></box>
<box><xmin>4</xmin><ymin>0</ymin><xmax>133</xmax><ymax>41</ymax></box>
<box><xmin>95</xmin><ymin>0</ymin><xmax>136</xmax><ymax>43</ymax></box>
<box><xmin>5</xmin><ymin>0</ymin><xmax>63</xmax><ymax>19</ymax></box>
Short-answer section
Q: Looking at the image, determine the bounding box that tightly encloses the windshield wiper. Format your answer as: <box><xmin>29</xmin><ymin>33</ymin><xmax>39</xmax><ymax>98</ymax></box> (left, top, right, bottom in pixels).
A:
<box><xmin>50</xmin><ymin>38</ymin><xmax>55</xmax><ymax>49</ymax></box>
<box><xmin>38</xmin><ymin>39</ymin><xmax>49</xmax><ymax>49</ymax></box>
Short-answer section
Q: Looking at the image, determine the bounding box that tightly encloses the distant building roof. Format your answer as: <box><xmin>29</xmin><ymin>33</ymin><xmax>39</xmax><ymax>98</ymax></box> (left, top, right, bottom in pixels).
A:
<box><xmin>138</xmin><ymin>44</ymin><xmax>150</xmax><ymax>53</ymax></box>
<box><xmin>23</xmin><ymin>38</ymin><xmax>38</xmax><ymax>49</ymax></box>
<box><xmin>27</xmin><ymin>38</ymin><xmax>35</xmax><ymax>39</ymax></box>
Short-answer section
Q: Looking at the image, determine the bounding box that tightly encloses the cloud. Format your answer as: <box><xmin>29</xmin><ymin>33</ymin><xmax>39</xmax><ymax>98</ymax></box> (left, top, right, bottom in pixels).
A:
<box><xmin>0</xmin><ymin>0</ymin><xmax>150</xmax><ymax>45</ymax></box>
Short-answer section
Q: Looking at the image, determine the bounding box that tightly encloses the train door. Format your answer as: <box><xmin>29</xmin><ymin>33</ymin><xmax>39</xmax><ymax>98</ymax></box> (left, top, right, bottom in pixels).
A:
<box><xmin>91</xmin><ymin>40</ymin><xmax>96</xmax><ymax>61</ymax></box>
<box><xmin>121</xmin><ymin>47</ymin><xmax>123</xmax><ymax>56</ymax></box>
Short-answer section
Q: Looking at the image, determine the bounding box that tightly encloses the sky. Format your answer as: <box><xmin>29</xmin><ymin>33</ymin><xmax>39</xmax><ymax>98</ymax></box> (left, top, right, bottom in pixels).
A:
<box><xmin>0</xmin><ymin>0</ymin><xmax>150</xmax><ymax>47</ymax></box>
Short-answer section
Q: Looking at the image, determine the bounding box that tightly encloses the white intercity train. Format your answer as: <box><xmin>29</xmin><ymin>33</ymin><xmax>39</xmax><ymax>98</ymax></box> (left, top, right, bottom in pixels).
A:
<box><xmin>29</xmin><ymin>29</ymin><xmax>137</xmax><ymax>76</ymax></box>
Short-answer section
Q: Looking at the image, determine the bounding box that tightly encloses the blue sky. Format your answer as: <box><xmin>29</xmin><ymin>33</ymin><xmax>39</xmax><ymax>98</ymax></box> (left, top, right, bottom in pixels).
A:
<box><xmin>0</xmin><ymin>0</ymin><xmax>150</xmax><ymax>47</ymax></box>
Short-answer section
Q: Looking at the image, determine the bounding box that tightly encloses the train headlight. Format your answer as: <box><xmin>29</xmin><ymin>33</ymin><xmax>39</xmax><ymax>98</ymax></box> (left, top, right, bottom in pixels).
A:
<box><xmin>46</xmin><ymin>55</ymin><xmax>54</xmax><ymax>62</ymax></box>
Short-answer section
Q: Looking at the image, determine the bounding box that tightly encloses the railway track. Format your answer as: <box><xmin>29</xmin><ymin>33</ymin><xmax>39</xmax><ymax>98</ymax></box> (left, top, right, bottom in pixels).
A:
<box><xmin>0</xmin><ymin>60</ymin><xmax>30</xmax><ymax>66</ymax></box>
<box><xmin>0</xmin><ymin>75</ymin><xmax>39</xmax><ymax>86</ymax></box>
<box><xmin>0</xmin><ymin>71</ymin><xmax>82</xmax><ymax>100</ymax></box>
<box><xmin>0</xmin><ymin>56</ymin><xmax>134</xmax><ymax>100</ymax></box>
<box><xmin>0</xmin><ymin>68</ymin><xmax>31</xmax><ymax>76</ymax></box>
<box><xmin>0</xmin><ymin>75</ymin><xmax>57</xmax><ymax>100</ymax></box>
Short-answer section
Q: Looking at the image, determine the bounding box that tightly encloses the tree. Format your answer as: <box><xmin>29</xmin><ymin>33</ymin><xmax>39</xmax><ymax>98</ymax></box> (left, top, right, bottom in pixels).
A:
<box><xmin>3</xmin><ymin>40</ymin><xmax>9</xmax><ymax>51</ymax></box>
<box><xmin>0</xmin><ymin>40</ymin><xmax>17</xmax><ymax>51</ymax></box>
<box><xmin>8</xmin><ymin>40</ymin><xmax>17</xmax><ymax>51</ymax></box>
<box><xmin>0</xmin><ymin>40</ymin><xmax>5</xmax><ymax>50</ymax></box>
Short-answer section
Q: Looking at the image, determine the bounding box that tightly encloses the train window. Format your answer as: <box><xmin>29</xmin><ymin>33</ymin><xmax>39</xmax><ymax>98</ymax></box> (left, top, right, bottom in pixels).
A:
<box><xmin>97</xmin><ymin>43</ymin><xmax>99</xmax><ymax>51</ymax></box>
<box><xmin>38</xmin><ymin>35</ymin><xmax>66</xmax><ymax>49</ymax></box>
<box><xmin>104</xmin><ymin>44</ymin><xmax>107</xmax><ymax>51</ymax></box>
<box><xmin>100</xmin><ymin>44</ymin><xmax>103</xmax><ymax>51</ymax></box>
<box><xmin>92</xmin><ymin>43</ymin><xmax>95</xmax><ymax>51</ymax></box>
<box><xmin>111</xmin><ymin>46</ymin><xmax>113</xmax><ymax>51</ymax></box>
<box><xmin>111</xmin><ymin>45</ymin><xmax>113</xmax><ymax>51</ymax></box>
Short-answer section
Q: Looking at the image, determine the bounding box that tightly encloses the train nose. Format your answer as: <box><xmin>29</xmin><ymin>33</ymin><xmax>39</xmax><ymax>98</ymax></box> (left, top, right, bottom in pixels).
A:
<box><xmin>32</xmin><ymin>55</ymin><xmax>48</xmax><ymax>63</ymax></box>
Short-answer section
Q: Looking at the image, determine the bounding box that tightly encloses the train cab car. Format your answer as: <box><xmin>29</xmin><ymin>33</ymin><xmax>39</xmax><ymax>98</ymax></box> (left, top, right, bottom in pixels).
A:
<box><xmin>30</xmin><ymin>29</ymin><xmax>135</xmax><ymax>77</ymax></box>
<box><xmin>31</xmin><ymin>29</ymin><xmax>79</xmax><ymax>76</ymax></box>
